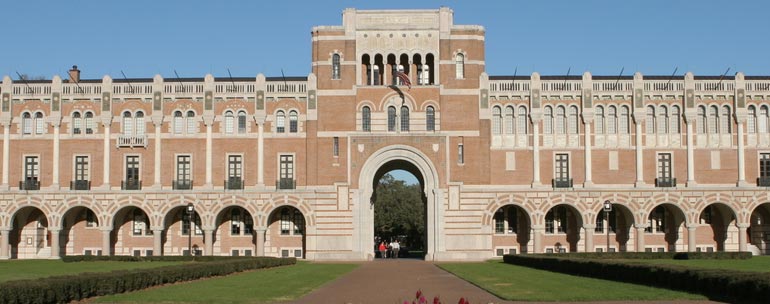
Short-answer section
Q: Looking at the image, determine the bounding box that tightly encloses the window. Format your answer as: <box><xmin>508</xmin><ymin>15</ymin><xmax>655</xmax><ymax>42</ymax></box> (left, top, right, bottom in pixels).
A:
<box><xmin>646</xmin><ymin>206</ymin><xmax>666</xmax><ymax>233</ymax></box>
<box><xmin>387</xmin><ymin>106</ymin><xmax>396</xmax><ymax>132</ymax></box>
<box><xmin>228</xmin><ymin>155</ymin><xmax>242</xmax><ymax>180</ymax></box>
<box><xmin>276</xmin><ymin>111</ymin><xmax>285</xmax><ymax>133</ymax></box>
<box><xmin>186</xmin><ymin>111</ymin><xmax>195</xmax><ymax>134</ymax></box>
<box><xmin>278</xmin><ymin>154</ymin><xmax>294</xmax><ymax>189</ymax></box>
<box><xmin>372</xmin><ymin>65</ymin><xmax>380</xmax><ymax>86</ymax></box>
<box><xmin>278</xmin><ymin>208</ymin><xmax>303</xmax><ymax>235</ymax></box>
<box><xmin>289</xmin><ymin>110</ymin><xmax>298</xmax><ymax>133</ymax></box>
<box><xmin>554</xmin><ymin>153</ymin><xmax>570</xmax><ymax>187</ymax></box>
<box><xmin>555</xmin><ymin>106</ymin><xmax>566</xmax><ymax>134</ymax></box>
<box><xmin>74</xmin><ymin>156</ymin><xmax>89</xmax><ymax>189</ymax></box>
<box><xmin>73</xmin><ymin>112</ymin><xmax>82</xmax><ymax>134</ymax></box>
<box><xmin>568</xmin><ymin>106</ymin><xmax>578</xmax><ymax>134</ymax></box>
<box><xmin>280</xmin><ymin>208</ymin><xmax>291</xmax><ymax>235</ymax></box>
<box><xmin>231</xmin><ymin>208</ymin><xmax>242</xmax><ymax>235</ymax></box>
<box><xmin>595</xmin><ymin>210</ymin><xmax>616</xmax><ymax>233</ymax></box>
<box><xmin>697</xmin><ymin>106</ymin><xmax>706</xmax><ymax>134</ymax></box>
<box><xmin>505</xmin><ymin>106</ymin><xmax>514</xmax><ymax>134</ymax></box>
<box><xmin>426</xmin><ymin>106</ymin><xmax>435</xmax><ymax>131</ymax></box>
<box><xmin>494</xmin><ymin>209</ymin><xmax>504</xmax><ymax>234</ymax></box>
<box><xmin>224</xmin><ymin>111</ymin><xmax>234</xmax><ymax>133</ymax></box>
<box><xmin>174</xmin><ymin>111</ymin><xmax>183</xmax><ymax>134</ymax></box>
<box><xmin>544</xmin><ymin>106</ymin><xmax>553</xmax><ymax>134</ymax></box>
<box><xmin>122</xmin><ymin>112</ymin><xmax>133</xmax><ymax>135</ymax></box>
<box><xmin>595</xmin><ymin>106</ymin><xmax>605</xmax><ymax>134</ymax></box>
<box><xmin>517</xmin><ymin>106</ymin><xmax>528</xmax><ymax>134</ymax></box>
<box><xmin>760</xmin><ymin>105</ymin><xmax>770</xmax><ymax>133</ymax></box>
<box><xmin>455</xmin><ymin>53</ymin><xmax>464</xmax><ymax>79</ymax></box>
<box><xmin>607</xmin><ymin>105</ymin><xmax>617</xmax><ymax>134</ymax></box>
<box><xmin>495</xmin><ymin>206</ymin><xmax>519</xmax><ymax>234</ymax></box>
<box><xmin>759</xmin><ymin>153</ymin><xmax>770</xmax><ymax>186</ymax></box>
<box><xmin>85</xmin><ymin>112</ymin><xmax>94</xmax><ymax>134</ymax></box>
<box><xmin>35</xmin><ymin>112</ymin><xmax>43</xmax><ymax>134</ymax></box>
<box><xmin>293</xmin><ymin>209</ymin><xmax>304</xmax><ymax>235</ymax></box>
<box><xmin>708</xmin><ymin>105</ymin><xmax>718</xmax><ymax>134</ymax></box>
<box><xmin>492</xmin><ymin>106</ymin><xmax>502</xmax><ymax>135</ymax></box>
<box><xmin>458</xmin><ymin>143</ymin><xmax>464</xmax><ymax>164</ymax></box>
<box><xmin>333</xmin><ymin>137</ymin><xmax>339</xmax><ymax>157</ymax></box>
<box><xmin>22</xmin><ymin>113</ymin><xmax>32</xmax><ymax>134</ymax></box>
<box><xmin>657</xmin><ymin>105</ymin><xmax>668</xmax><ymax>134</ymax></box>
<box><xmin>125</xmin><ymin>155</ymin><xmax>140</xmax><ymax>190</ymax></box>
<box><xmin>619</xmin><ymin>105</ymin><xmax>630</xmax><ymax>134</ymax></box>
<box><xmin>720</xmin><ymin>105</ymin><xmax>731</xmax><ymax>134</ymax></box>
<box><xmin>176</xmin><ymin>155</ymin><xmax>191</xmax><ymax>189</ymax></box>
<box><xmin>546</xmin><ymin>207</ymin><xmax>568</xmax><ymax>234</ymax></box>
<box><xmin>670</xmin><ymin>105</ymin><xmax>680</xmax><ymax>134</ymax></box>
<box><xmin>24</xmin><ymin>156</ymin><xmax>39</xmax><ymax>188</ymax></box>
<box><xmin>748</xmin><ymin>106</ymin><xmax>757</xmax><ymax>133</ymax></box>
<box><xmin>135</xmin><ymin>112</ymin><xmax>145</xmax><ymax>136</ymax></box>
<box><xmin>400</xmin><ymin>106</ymin><xmax>409</xmax><ymax>132</ymax></box>
<box><xmin>646</xmin><ymin>105</ymin><xmax>655</xmax><ymax>134</ymax></box>
<box><xmin>657</xmin><ymin>153</ymin><xmax>673</xmax><ymax>187</ymax></box>
<box><xmin>419</xmin><ymin>64</ymin><xmax>429</xmax><ymax>85</ymax></box>
<box><xmin>132</xmin><ymin>209</ymin><xmax>148</xmax><ymax>236</ymax></box>
<box><xmin>182</xmin><ymin>211</ymin><xmax>202</xmax><ymax>236</ymax></box>
<box><xmin>362</xmin><ymin>106</ymin><xmax>371</xmax><ymax>132</ymax></box>
<box><xmin>237</xmin><ymin>111</ymin><xmax>247</xmax><ymax>133</ymax></box>
<box><xmin>332</xmin><ymin>54</ymin><xmax>341</xmax><ymax>80</ymax></box>
<box><xmin>84</xmin><ymin>209</ymin><xmax>96</xmax><ymax>228</ymax></box>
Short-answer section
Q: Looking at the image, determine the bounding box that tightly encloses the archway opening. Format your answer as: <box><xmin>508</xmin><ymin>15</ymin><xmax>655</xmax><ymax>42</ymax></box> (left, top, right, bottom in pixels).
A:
<box><xmin>162</xmin><ymin>206</ymin><xmax>203</xmax><ymax>256</ymax></box>
<box><xmin>593</xmin><ymin>203</ymin><xmax>634</xmax><ymax>252</ymax></box>
<box><xmin>543</xmin><ymin>204</ymin><xmax>583</xmax><ymax>253</ymax></box>
<box><xmin>10</xmin><ymin>207</ymin><xmax>48</xmax><ymax>259</ymax></box>
<box><xmin>492</xmin><ymin>205</ymin><xmax>531</xmax><ymax>255</ymax></box>
<box><xmin>214</xmin><ymin>206</ymin><xmax>256</xmax><ymax>256</ymax></box>
<box><xmin>698</xmin><ymin>203</ymin><xmax>737</xmax><ymax>252</ymax></box>
<box><xmin>749</xmin><ymin>203</ymin><xmax>770</xmax><ymax>255</ymax></box>
<box><xmin>266</xmin><ymin>206</ymin><xmax>306</xmax><ymax>259</ymax></box>
<box><xmin>114</xmin><ymin>206</ymin><xmax>153</xmax><ymax>256</ymax></box>
<box><xmin>61</xmin><ymin>206</ymin><xmax>100</xmax><ymax>256</ymax></box>
<box><xmin>645</xmin><ymin>204</ymin><xmax>686</xmax><ymax>252</ymax></box>
<box><xmin>372</xmin><ymin>160</ymin><xmax>426</xmax><ymax>259</ymax></box>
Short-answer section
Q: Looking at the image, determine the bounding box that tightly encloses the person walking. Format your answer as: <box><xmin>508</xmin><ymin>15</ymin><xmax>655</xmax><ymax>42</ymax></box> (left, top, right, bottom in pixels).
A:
<box><xmin>391</xmin><ymin>240</ymin><xmax>400</xmax><ymax>259</ymax></box>
<box><xmin>378</xmin><ymin>241</ymin><xmax>387</xmax><ymax>259</ymax></box>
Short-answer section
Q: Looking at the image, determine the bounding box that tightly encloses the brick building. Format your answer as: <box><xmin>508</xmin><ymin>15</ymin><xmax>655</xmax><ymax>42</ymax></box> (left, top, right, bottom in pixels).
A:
<box><xmin>0</xmin><ymin>8</ymin><xmax>769</xmax><ymax>260</ymax></box>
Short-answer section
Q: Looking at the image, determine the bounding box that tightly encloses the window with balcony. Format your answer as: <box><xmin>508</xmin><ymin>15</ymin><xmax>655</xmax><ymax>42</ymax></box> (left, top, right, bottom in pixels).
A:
<box><xmin>123</xmin><ymin>155</ymin><xmax>141</xmax><ymax>190</ymax></box>
<box><xmin>277</xmin><ymin>154</ymin><xmax>295</xmax><ymax>190</ymax></box>
<box><xmin>21</xmin><ymin>156</ymin><xmax>39</xmax><ymax>190</ymax></box>
<box><xmin>553</xmin><ymin>153</ymin><xmax>572</xmax><ymax>188</ymax></box>
<box><xmin>759</xmin><ymin>153</ymin><xmax>770</xmax><ymax>187</ymax></box>
<box><xmin>656</xmin><ymin>153</ymin><xmax>675</xmax><ymax>187</ymax></box>
<box><xmin>72</xmin><ymin>155</ymin><xmax>90</xmax><ymax>190</ymax></box>
<box><xmin>226</xmin><ymin>155</ymin><xmax>243</xmax><ymax>190</ymax></box>
<box><xmin>174</xmin><ymin>155</ymin><xmax>192</xmax><ymax>190</ymax></box>
<box><xmin>119</xmin><ymin>111</ymin><xmax>146</xmax><ymax>147</ymax></box>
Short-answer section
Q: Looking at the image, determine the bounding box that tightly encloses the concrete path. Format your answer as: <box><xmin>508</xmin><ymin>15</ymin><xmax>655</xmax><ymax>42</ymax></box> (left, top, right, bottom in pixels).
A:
<box><xmin>287</xmin><ymin>259</ymin><xmax>722</xmax><ymax>304</ymax></box>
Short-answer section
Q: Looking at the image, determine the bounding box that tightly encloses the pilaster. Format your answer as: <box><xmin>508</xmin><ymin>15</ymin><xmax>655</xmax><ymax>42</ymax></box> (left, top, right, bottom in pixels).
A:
<box><xmin>0</xmin><ymin>228</ymin><xmax>10</xmax><ymax>259</ymax></box>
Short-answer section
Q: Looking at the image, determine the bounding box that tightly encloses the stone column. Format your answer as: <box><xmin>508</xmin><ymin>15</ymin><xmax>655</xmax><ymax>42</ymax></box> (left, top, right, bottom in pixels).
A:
<box><xmin>1</xmin><ymin>121</ymin><xmax>10</xmax><ymax>189</ymax></box>
<box><xmin>257</xmin><ymin>121</ymin><xmax>265</xmax><ymax>186</ymax></box>
<box><xmin>737</xmin><ymin>224</ymin><xmax>749</xmax><ymax>252</ymax></box>
<box><xmin>49</xmin><ymin>228</ymin><xmax>61</xmax><ymax>259</ymax></box>
<box><xmin>687</xmin><ymin>225</ymin><xmax>697</xmax><ymax>252</ymax></box>
<box><xmin>685</xmin><ymin>117</ymin><xmax>696</xmax><ymax>186</ymax></box>
<box><xmin>152</xmin><ymin>228</ymin><xmax>164</xmax><ymax>256</ymax></box>
<box><xmin>532</xmin><ymin>225</ymin><xmax>544</xmax><ymax>253</ymax></box>
<box><xmin>102</xmin><ymin>121</ymin><xmax>111</xmax><ymax>188</ymax></box>
<box><xmin>583</xmin><ymin>224</ymin><xmax>595</xmax><ymax>252</ymax></box>
<box><xmin>736</xmin><ymin>115</ymin><xmax>748</xmax><ymax>186</ymax></box>
<box><xmin>51</xmin><ymin>121</ymin><xmax>61</xmax><ymax>189</ymax></box>
<box><xmin>256</xmin><ymin>227</ymin><xmax>267</xmax><ymax>256</ymax></box>
<box><xmin>1</xmin><ymin>228</ymin><xmax>11</xmax><ymax>259</ymax></box>
<box><xmin>635</xmin><ymin>224</ymin><xmax>647</xmax><ymax>252</ymax></box>
<box><xmin>204</xmin><ymin>228</ymin><xmax>214</xmax><ymax>256</ymax></box>
<box><xmin>531</xmin><ymin>124</ymin><xmax>541</xmax><ymax>186</ymax></box>
<box><xmin>634</xmin><ymin>119</ymin><xmax>645</xmax><ymax>186</ymax></box>
<box><xmin>101</xmin><ymin>228</ymin><xmax>112</xmax><ymax>256</ymax></box>
<box><xmin>204</xmin><ymin>115</ymin><xmax>214</xmax><ymax>188</ymax></box>
<box><xmin>583</xmin><ymin>121</ymin><xmax>593</xmax><ymax>187</ymax></box>
<box><xmin>152</xmin><ymin>118</ymin><xmax>162</xmax><ymax>189</ymax></box>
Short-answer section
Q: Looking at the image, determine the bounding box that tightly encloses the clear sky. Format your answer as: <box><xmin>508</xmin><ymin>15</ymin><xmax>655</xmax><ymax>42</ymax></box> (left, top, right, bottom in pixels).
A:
<box><xmin>1</xmin><ymin>0</ymin><xmax>768</xmax><ymax>81</ymax></box>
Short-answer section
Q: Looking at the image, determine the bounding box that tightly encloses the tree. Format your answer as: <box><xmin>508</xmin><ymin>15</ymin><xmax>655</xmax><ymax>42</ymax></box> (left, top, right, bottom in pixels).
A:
<box><xmin>373</xmin><ymin>173</ymin><xmax>425</xmax><ymax>251</ymax></box>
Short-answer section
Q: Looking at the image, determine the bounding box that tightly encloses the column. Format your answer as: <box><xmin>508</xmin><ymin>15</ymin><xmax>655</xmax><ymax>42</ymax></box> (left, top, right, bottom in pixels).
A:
<box><xmin>583</xmin><ymin>224</ymin><xmax>595</xmax><ymax>252</ymax></box>
<box><xmin>736</xmin><ymin>119</ymin><xmax>747</xmax><ymax>186</ymax></box>
<box><xmin>153</xmin><ymin>119</ymin><xmax>162</xmax><ymax>188</ymax></box>
<box><xmin>203</xmin><ymin>228</ymin><xmax>214</xmax><ymax>256</ymax></box>
<box><xmin>737</xmin><ymin>224</ymin><xmax>748</xmax><ymax>252</ymax></box>
<box><xmin>532</xmin><ymin>124</ymin><xmax>541</xmax><ymax>186</ymax></box>
<box><xmin>635</xmin><ymin>122</ymin><xmax>644</xmax><ymax>186</ymax></box>
<box><xmin>256</xmin><ymin>227</ymin><xmax>266</xmax><ymax>256</ymax></box>
<box><xmin>204</xmin><ymin>117</ymin><xmax>213</xmax><ymax>188</ymax></box>
<box><xmin>2</xmin><ymin>122</ymin><xmax>10</xmax><ymax>188</ymax></box>
<box><xmin>686</xmin><ymin>119</ymin><xmax>696</xmax><ymax>186</ymax></box>
<box><xmin>635</xmin><ymin>224</ymin><xmax>646</xmax><ymax>252</ymax></box>
<box><xmin>257</xmin><ymin>122</ymin><xmax>264</xmax><ymax>186</ymax></box>
<box><xmin>687</xmin><ymin>226</ymin><xmax>697</xmax><ymax>252</ymax></box>
<box><xmin>1</xmin><ymin>228</ymin><xmax>11</xmax><ymax>259</ymax></box>
<box><xmin>49</xmin><ymin>228</ymin><xmax>61</xmax><ymax>259</ymax></box>
<box><xmin>51</xmin><ymin>122</ymin><xmax>60</xmax><ymax>189</ymax></box>
<box><xmin>152</xmin><ymin>228</ymin><xmax>163</xmax><ymax>256</ymax></box>
<box><xmin>532</xmin><ymin>225</ymin><xmax>544</xmax><ymax>253</ymax></box>
<box><xmin>101</xmin><ymin>228</ymin><xmax>112</xmax><ymax>256</ymax></box>
<box><xmin>102</xmin><ymin>122</ymin><xmax>111</xmax><ymax>188</ymax></box>
<box><xmin>584</xmin><ymin>121</ymin><xmax>593</xmax><ymax>186</ymax></box>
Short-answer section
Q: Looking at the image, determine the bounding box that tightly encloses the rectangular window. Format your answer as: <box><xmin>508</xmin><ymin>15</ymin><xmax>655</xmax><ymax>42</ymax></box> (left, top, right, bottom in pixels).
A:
<box><xmin>494</xmin><ymin>210</ymin><xmax>504</xmax><ymax>234</ymax></box>
<box><xmin>133</xmin><ymin>210</ymin><xmax>145</xmax><ymax>236</ymax></box>
<box><xmin>182</xmin><ymin>213</ymin><xmax>202</xmax><ymax>236</ymax></box>
<box><xmin>231</xmin><ymin>208</ymin><xmax>241</xmax><ymax>235</ymax></box>
<box><xmin>24</xmin><ymin>156</ymin><xmax>39</xmax><ymax>183</ymax></box>
<box><xmin>657</xmin><ymin>153</ymin><xmax>673</xmax><ymax>187</ymax></box>
<box><xmin>279</xmin><ymin>155</ymin><xmax>294</xmax><ymax>189</ymax></box>
<box><xmin>554</xmin><ymin>153</ymin><xmax>570</xmax><ymax>188</ymax></box>
<box><xmin>176</xmin><ymin>155</ymin><xmax>192</xmax><ymax>189</ymax></box>
<box><xmin>458</xmin><ymin>144</ymin><xmax>464</xmax><ymax>164</ymax></box>
<box><xmin>125</xmin><ymin>155</ymin><xmax>140</xmax><ymax>190</ymax></box>
<box><xmin>507</xmin><ymin>207</ymin><xmax>518</xmax><ymax>234</ymax></box>
<box><xmin>228</xmin><ymin>155</ymin><xmax>242</xmax><ymax>178</ymax></box>
<box><xmin>75</xmin><ymin>156</ymin><xmax>89</xmax><ymax>182</ymax></box>
<box><xmin>333</xmin><ymin>137</ymin><xmax>339</xmax><ymax>157</ymax></box>
<box><xmin>280</xmin><ymin>209</ymin><xmax>291</xmax><ymax>235</ymax></box>
<box><xmin>760</xmin><ymin>153</ymin><xmax>770</xmax><ymax>186</ymax></box>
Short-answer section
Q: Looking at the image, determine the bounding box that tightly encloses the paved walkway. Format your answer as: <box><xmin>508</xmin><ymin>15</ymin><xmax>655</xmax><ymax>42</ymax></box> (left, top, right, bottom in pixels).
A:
<box><xmin>288</xmin><ymin>259</ymin><xmax>721</xmax><ymax>304</ymax></box>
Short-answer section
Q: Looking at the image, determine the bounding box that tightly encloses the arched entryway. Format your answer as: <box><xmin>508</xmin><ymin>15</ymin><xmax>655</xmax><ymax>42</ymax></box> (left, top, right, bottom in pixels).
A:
<box><xmin>593</xmin><ymin>203</ymin><xmax>634</xmax><ymax>252</ymax></box>
<box><xmin>749</xmin><ymin>203</ymin><xmax>770</xmax><ymax>255</ymax></box>
<box><xmin>61</xmin><ymin>206</ymin><xmax>101</xmax><ymax>256</ymax></box>
<box><xmin>214</xmin><ymin>206</ymin><xmax>256</xmax><ymax>256</ymax></box>
<box><xmin>356</xmin><ymin>145</ymin><xmax>441</xmax><ymax>260</ymax></box>
<box><xmin>645</xmin><ymin>203</ymin><xmax>686</xmax><ymax>252</ymax></box>
<box><xmin>266</xmin><ymin>206</ymin><xmax>306</xmax><ymax>258</ymax></box>
<box><xmin>696</xmin><ymin>203</ymin><xmax>738</xmax><ymax>252</ymax></box>
<box><xmin>372</xmin><ymin>163</ymin><xmax>426</xmax><ymax>259</ymax></box>
<box><xmin>491</xmin><ymin>204</ymin><xmax>531</xmax><ymax>255</ymax></box>
<box><xmin>543</xmin><ymin>204</ymin><xmax>583</xmax><ymax>253</ymax></box>
<box><xmin>162</xmin><ymin>206</ymin><xmax>203</xmax><ymax>256</ymax></box>
<box><xmin>10</xmin><ymin>207</ymin><xmax>49</xmax><ymax>259</ymax></box>
<box><xmin>113</xmin><ymin>206</ymin><xmax>153</xmax><ymax>256</ymax></box>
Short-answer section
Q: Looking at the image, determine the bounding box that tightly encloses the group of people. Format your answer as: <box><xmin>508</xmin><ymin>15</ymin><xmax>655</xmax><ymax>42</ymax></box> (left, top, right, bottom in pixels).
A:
<box><xmin>377</xmin><ymin>239</ymin><xmax>400</xmax><ymax>259</ymax></box>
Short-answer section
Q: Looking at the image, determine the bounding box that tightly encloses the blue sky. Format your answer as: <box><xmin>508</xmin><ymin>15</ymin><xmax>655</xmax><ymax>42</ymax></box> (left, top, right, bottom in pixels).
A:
<box><xmin>2</xmin><ymin>0</ymin><xmax>766</xmax><ymax>184</ymax></box>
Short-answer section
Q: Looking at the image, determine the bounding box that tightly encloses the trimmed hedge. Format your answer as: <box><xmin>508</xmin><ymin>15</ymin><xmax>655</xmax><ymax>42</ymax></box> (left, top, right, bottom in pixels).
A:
<box><xmin>503</xmin><ymin>254</ymin><xmax>770</xmax><ymax>303</ymax></box>
<box><xmin>535</xmin><ymin>251</ymin><xmax>752</xmax><ymax>260</ymax></box>
<box><xmin>60</xmin><ymin>255</ymin><xmax>256</xmax><ymax>263</ymax></box>
<box><xmin>0</xmin><ymin>257</ymin><xmax>295</xmax><ymax>304</ymax></box>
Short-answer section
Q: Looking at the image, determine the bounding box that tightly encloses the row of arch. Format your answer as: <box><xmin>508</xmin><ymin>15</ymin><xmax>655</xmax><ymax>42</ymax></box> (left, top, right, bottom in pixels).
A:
<box><xmin>360</xmin><ymin>105</ymin><xmax>436</xmax><ymax>132</ymax></box>
<box><xmin>361</xmin><ymin>53</ymin><xmax>437</xmax><ymax>86</ymax></box>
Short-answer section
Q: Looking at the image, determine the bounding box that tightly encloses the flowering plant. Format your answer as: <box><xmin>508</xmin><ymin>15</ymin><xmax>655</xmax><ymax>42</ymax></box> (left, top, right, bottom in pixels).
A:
<box><xmin>404</xmin><ymin>290</ymin><xmax>470</xmax><ymax>304</ymax></box>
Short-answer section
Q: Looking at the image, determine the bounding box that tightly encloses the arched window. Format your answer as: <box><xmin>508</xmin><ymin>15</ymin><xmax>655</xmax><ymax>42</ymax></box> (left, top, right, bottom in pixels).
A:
<box><xmin>517</xmin><ymin>106</ymin><xmax>528</xmax><ymax>134</ymax></box>
<box><xmin>276</xmin><ymin>110</ymin><xmax>285</xmax><ymax>133</ymax></box>
<box><xmin>362</xmin><ymin>106</ymin><xmax>371</xmax><ymax>132</ymax></box>
<box><xmin>122</xmin><ymin>111</ymin><xmax>133</xmax><ymax>135</ymax></box>
<box><xmin>646</xmin><ymin>105</ymin><xmax>656</xmax><ymax>134</ymax></box>
<box><xmin>657</xmin><ymin>105</ymin><xmax>668</xmax><ymax>134</ymax></box>
<box><xmin>619</xmin><ymin>106</ymin><xmax>630</xmax><ymax>134</ymax></box>
<box><xmin>492</xmin><ymin>106</ymin><xmax>502</xmax><ymax>135</ymax></box>
<box><xmin>289</xmin><ymin>110</ymin><xmax>298</xmax><ymax>133</ymax></box>
<box><xmin>186</xmin><ymin>111</ymin><xmax>195</xmax><ymax>134</ymax></box>
<box><xmin>607</xmin><ymin>106</ymin><xmax>617</xmax><ymax>134</ymax></box>
<box><xmin>543</xmin><ymin>106</ymin><xmax>553</xmax><ymax>134</ymax></box>
<box><xmin>72</xmin><ymin>112</ymin><xmax>82</xmax><ymax>134</ymax></box>
<box><xmin>555</xmin><ymin>106</ymin><xmax>566</xmax><ymax>134</ymax></box>
<box><xmin>173</xmin><ymin>111</ymin><xmax>183</xmax><ymax>134</ymax></box>
<box><xmin>748</xmin><ymin>105</ymin><xmax>757</xmax><ymax>134</ymax></box>
<box><xmin>595</xmin><ymin>106</ymin><xmax>605</xmax><ymax>134</ymax></box>
<box><xmin>387</xmin><ymin>106</ymin><xmax>396</xmax><ymax>131</ymax></box>
<box><xmin>697</xmin><ymin>106</ymin><xmax>706</xmax><ymax>134</ymax></box>
<box><xmin>720</xmin><ymin>105</ymin><xmax>731</xmax><ymax>134</ymax></box>
<box><xmin>670</xmin><ymin>105</ymin><xmax>680</xmax><ymax>134</ymax></box>
<box><xmin>708</xmin><ymin>105</ymin><xmax>718</xmax><ymax>134</ymax></box>
<box><xmin>237</xmin><ymin>111</ymin><xmax>247</xmax><ymax>133</ymax></box>
<box><xmin>400</xmin><ymin>106</ymin><xmax>409</xmax><ymax>132</ymax></box>
<box><xmin>426</xmin><ymin>106</ymin><xmax>435</xmax><ymax>131</ymax></box>
<box><xmin>332</xmin><ymin>54</ymin><xmax>341</xmax><ymax>80</ymax></box>
<box><xmin>22</xmin><ymin>112</ymin><xmax>32</xmax><ymax>134</ymax></box>
<box><xmin>455</xmin><ymin>53</ymin><xmax>464</xmax><ymax>79</ymax></box>
<box><xmin>85</xmin><ymin>112</ymin><xmax>94</xmax><ymax>134</ymax></box>
<box><xmin>505</xmin><ymin>106</ymin><xmax>514</xmax><ymax>134</ymax></box>
<box><xmin>760</xmin><ymin>105</ymin><xmax>769</xmax><ymax>133</ymax></box>
<box><xmin>568</xmin><ymin>106</ymin><xmax>578</xmax><ymax>134</ymax></box>
<box><xmin>135</xmin><ymin>111</ymin><xmax>145</xmax><ymax>136</ymax></box>
<box><xmin>34</xmin><ymin>112</ymin><xmax>44</xmax><ymax>134</ymax></box>
<box><xmin>224</xmin><ymin>111</ymin><xmax>234</xmax><ymax>134</ymax></box>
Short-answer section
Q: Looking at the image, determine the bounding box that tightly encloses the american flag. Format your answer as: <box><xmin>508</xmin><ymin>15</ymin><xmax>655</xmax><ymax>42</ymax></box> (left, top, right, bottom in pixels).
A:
<box><xmin>395</xmin><ymin>71</ymin><xmax>411</xmax><ymax>89</ymax></box>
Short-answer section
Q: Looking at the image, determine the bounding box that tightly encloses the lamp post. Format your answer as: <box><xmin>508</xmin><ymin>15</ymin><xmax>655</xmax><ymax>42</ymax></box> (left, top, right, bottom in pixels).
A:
<box><xmin>603</xmin><ymin>200</ymin><xmax>612</xmax><ymax>252</ymax></box>
<box><xmin>186</xmin><ymin>203</ymin><xmax>194</xmax><ymax>256</ymax></box>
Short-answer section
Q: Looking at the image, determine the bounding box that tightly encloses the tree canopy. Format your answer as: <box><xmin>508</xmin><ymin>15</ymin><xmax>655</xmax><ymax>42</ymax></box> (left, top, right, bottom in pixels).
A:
<box><xmin>373</xmin><ymin>173</ymin><xmax>425</xmax><ymax>250</ymax></box>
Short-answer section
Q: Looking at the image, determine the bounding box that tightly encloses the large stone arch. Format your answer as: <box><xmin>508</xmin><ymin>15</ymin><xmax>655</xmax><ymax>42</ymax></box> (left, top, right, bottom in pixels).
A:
<box><xmin>259</xmin><ymin>195</ymin><xmax>313</xmax><ymax>228</ymax></box>
<box><xmin>355</xmin><ymin>144</ymin><xmax>441</xmax><ymax>261</ymax></box>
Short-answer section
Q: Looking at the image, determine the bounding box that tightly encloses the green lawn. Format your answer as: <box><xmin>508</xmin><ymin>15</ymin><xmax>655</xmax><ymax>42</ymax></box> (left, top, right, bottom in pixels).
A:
<box><xmin>0</xmin><ymin>259</ymin><xmax>185</xmax><ymax>282</ymax></box>
<box><xmin>439</xmin><ymin>261</ymin><xmax>707</xmax><ymax>302</ymax></box>
<box><xmin>94</xmin><ymin>262</ymin><xmax>358</xmax><ymax>303</ymax></box>
<box><xmin>620</xmin><ymin>256</ymin><xmax>770</xmax><ymax>272</ymax></box>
